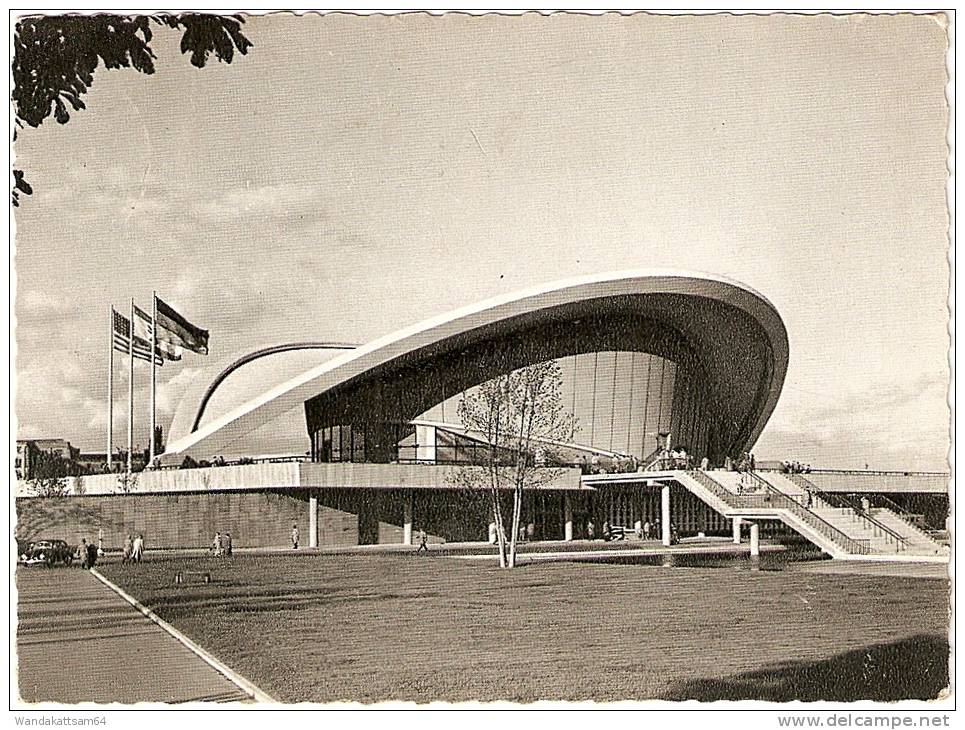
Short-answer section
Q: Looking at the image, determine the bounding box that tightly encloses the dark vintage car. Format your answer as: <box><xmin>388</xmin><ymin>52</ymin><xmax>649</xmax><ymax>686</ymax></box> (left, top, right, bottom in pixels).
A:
<box><xmin>18</xmin><ymin>539</ymin><xmax>75</xmax><ymax>567</ymax></box>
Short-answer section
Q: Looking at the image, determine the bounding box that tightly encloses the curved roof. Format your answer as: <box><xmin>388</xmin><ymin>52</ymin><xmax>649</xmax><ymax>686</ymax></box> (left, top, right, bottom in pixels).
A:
<box><xmin>161</xmin><ymin>270</ymin><xmax>788</xmax><ymax>462</ymax></box>
<box><xmin>166</xmin><ymin>343</ymin><xmax>356</xmax><ymax>447</ymax></box>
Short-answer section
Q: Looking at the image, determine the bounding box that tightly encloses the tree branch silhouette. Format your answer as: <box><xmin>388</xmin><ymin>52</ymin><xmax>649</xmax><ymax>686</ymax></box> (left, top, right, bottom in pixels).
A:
<box><xmin>12</xmin><ymin>13</ymin><xmax>252</xmax><ymax>204</ymax></box>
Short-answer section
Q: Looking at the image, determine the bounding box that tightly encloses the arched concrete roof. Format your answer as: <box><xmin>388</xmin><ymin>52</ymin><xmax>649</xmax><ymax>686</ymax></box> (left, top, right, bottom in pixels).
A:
<box><xmin>166</xmin><ymin>343</ymin><xmax>356</xmax><ymax>447</ymax></box>
<box><xmin>161</xmin><ymin>270</ymin><xmax>788</xmax><ymax>462</ymax></box>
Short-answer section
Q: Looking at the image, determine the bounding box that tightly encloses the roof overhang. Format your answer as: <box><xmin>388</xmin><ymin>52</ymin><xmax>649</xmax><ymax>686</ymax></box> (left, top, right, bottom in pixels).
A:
<box><xmin>161</xmin><ymin>270</ymin><xmax>788</xmax><ymax>462</ymax></box>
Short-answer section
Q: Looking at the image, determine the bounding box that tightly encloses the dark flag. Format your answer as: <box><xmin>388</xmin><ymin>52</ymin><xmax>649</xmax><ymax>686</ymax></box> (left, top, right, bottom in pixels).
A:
<box><xmin>155</xmin><ymin>296</ymin><xmax>209</xmax><ymax>355</ymax></box>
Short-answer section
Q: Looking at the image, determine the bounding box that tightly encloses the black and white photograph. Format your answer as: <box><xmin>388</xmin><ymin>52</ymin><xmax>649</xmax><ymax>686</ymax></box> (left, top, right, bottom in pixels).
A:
<box><xmin>9</xmin><ymin>8</ymin><xmax>954</xmax><ymax>714</ymax></box>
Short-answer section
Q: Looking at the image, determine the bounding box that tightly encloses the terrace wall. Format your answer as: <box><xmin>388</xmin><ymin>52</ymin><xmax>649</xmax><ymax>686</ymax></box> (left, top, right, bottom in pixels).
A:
<box><xmin>15</xmin><ymin>490</ymin><xmax>357</xmax><ymax>551</ymax></box>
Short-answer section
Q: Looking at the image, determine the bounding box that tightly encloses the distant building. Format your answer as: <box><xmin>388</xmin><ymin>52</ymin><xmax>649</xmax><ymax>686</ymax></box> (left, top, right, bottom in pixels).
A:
<box><xmin>16</xmin><ymin>438</ymin><xmax>81</xmax><ymax>479</ymax></box>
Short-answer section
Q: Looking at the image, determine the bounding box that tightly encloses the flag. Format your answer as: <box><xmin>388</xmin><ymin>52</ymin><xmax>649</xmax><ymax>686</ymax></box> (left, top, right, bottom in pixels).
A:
<box><xmin>132</xmin><ymin>304</ymin><xmax>183</xmax><ymax>363</ymax></box>
<box><xmin>155</xmin><ymin>296</ymin><xmax>209</xmax><ymax>355</ymax></box>
<box><xmin>112</xmin><ymin>308</ymin><xmax>170</xmax><ymax>365</ymax></box>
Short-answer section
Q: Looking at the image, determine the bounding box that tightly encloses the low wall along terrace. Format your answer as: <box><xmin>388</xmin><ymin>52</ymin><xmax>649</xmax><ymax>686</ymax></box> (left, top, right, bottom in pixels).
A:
<box><xmin>15</xmin><ymin>463</ymin><xmax>582</xmax><ymax>550</ymax></box>
<box><xmin>15</xmin><ymin>490</ymin><xmax>356</xmax><ymax>551</ymax></box>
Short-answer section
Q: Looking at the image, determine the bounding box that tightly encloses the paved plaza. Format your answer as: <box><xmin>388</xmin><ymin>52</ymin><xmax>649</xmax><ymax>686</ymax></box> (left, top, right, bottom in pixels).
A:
<box><xmin>16</xmin><ymin>566</ymin><xmax>255</xmax><ymax>704</ymax></box>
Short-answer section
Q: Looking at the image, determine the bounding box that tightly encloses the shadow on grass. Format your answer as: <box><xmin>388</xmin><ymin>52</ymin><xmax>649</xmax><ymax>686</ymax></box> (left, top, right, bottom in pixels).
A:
<box><xmin>660</xmin><ymin>635</ymin><xmax>949</xmax><ymax>702</ymax></box>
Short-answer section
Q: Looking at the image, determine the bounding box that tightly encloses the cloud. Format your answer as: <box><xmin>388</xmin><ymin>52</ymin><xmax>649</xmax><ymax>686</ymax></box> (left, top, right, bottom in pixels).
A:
<box><xmin>17</xmin><ymin>290</ymin><xmax>80</xmax><ymax>319</ymax></box>
<box><xmin>757</xmin><ymin>373</ymin><xmax>950</xmax><ymax>471</ymax></box>
<box><xmin>156</xmin><ymin>366</ymin><xmax>205</xmax><ymax>416</ymax></box>
<box><xmin>190</xmin><ymin>183</ymin><xmax>331</xmax><ymax>225</ymax></box>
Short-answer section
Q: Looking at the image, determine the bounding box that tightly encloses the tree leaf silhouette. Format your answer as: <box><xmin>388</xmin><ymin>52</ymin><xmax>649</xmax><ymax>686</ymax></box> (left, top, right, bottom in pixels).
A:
<box><xmin>11</xmin><ymin>13</ymin><xmax>252</xmax><ymax>204</ymax></box>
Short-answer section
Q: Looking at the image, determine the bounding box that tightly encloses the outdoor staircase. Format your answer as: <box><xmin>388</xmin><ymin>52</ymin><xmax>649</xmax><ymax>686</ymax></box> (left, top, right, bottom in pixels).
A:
<box><xmin>784</xmin><ymin>473</ymin><xmax>949</xmax><ymax>558</ymax></box>
<box><xmin>675</xmin><ymin>469</ymin><xmax>947</xmax><ymax>562</ymax></box>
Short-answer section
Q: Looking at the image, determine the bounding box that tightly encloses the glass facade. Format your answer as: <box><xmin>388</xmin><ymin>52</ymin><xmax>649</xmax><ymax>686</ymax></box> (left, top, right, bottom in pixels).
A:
<box><xmin>311</xmin><ymin>350</ymin><xmax>711</xmax><ymax>464</ymax></box>
<box><xmin>421</xmin><ymin>351</ymin><xmax>709</xmax><ymax>461</ymax></box>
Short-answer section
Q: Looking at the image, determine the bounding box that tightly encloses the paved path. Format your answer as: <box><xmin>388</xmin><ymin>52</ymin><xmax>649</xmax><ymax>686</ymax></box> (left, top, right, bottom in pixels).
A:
<box><xmin>16</xmin><ymin>566</ymin><xmax>254</xmax><ymax>704</ymax></box>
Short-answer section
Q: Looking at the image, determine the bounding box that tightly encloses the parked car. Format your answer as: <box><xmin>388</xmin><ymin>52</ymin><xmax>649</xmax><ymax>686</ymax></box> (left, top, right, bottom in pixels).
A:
<box><xmin>19</xmin><ymin>539</ymin><xmax>74</xmax><ymax>567</ymax></box>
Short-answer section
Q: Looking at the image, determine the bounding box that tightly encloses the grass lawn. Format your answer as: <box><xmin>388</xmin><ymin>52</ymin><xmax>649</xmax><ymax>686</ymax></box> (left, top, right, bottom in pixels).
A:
<box><xmin>97</xmin><ymin>552</ymin><xmax>949</xmax><ymax>703</ymax></box>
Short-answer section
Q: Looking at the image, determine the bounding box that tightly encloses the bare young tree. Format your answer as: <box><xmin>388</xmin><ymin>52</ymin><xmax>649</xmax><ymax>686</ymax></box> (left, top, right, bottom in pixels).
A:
<box><xmin>457</xmin><ymin>359</ymin><xmax>576</xmax><ymax>569</ymax></box>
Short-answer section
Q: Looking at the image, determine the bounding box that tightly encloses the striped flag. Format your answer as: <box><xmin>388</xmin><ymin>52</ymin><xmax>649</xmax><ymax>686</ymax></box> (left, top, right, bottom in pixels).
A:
<box><xmin>131</xmin><ymin>304</ymin><xmax>183</xmax><ymax>362</ymax></box>
<box><xmin>111</xmin><ymin>308</ymin><xmax>168</xmax><ymax>365</ymax></box>
<box><xmin>156</xmin><ymin>296</ymin><xmax>209</xmax><ymax>355</ymax></box>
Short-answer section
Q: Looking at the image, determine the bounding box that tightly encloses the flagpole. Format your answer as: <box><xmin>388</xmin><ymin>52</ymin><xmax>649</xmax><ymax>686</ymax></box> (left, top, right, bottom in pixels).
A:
<box><xmin>127</xmin><ymin>297</ymin><xmax>135</xmax><ymax>476</ymax></box>
<box><xmin>150</xmin><ymin>291</ymin><xmax>157</xmax><ymax>466</ymax></box>
<box><xmin>107</xmin><ymin>306</ymin><xmax>114</xmax><ymax>471</ymax></box>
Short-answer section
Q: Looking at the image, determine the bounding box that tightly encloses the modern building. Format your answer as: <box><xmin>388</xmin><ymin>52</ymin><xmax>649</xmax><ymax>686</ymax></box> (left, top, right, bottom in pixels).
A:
<box><xmin>15</xmin><ymin>271</ymin><xmax>948</xmax><ymax>559</ymax></box>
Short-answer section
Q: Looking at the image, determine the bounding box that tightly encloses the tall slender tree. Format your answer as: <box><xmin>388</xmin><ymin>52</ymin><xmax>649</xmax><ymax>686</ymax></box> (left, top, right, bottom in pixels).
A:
<box><xmin>457</xmin><ymin>359</ymin><xmax>577</xmax><ymax>569</ymax></box>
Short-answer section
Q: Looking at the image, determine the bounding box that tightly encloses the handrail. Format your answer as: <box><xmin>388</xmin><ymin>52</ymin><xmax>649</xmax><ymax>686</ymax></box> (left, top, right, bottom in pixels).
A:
<box><xmin>807</xmin><ymin>468</ymin><xmax>949</xmax><ymax>478</ymax></box>
<box><xmin>811</xmin><ymin>490</ymin><xmax>907</xmax><ymax>551</ymax></box>
<box><xmin>867</xmin><ymin>493</ymin><xmax>927</xmax><ymax>527</ymax></box>
<box><xmin>740</xmin><ymin>471</ymin><xmax>873</xmax><ymax>555</ymax></box>
<box><xmin>686</xmin><ymin>470</ymin><xmax>770</xmax><ymax>509</ymax></box>
<box><xmin>787</xmin><ymin>474</ymin><xmax>908</xmax><ymax>551</ymax></box>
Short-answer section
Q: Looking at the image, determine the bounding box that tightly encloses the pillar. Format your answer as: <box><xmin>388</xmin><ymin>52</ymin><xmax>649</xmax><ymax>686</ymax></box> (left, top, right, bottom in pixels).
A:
<box><xmin>661</xmin><ymin>483</ymin><xmax>671</xmax><ymax>547</ymax></box>
<box><xmin>564</xmin><ymin>492</ymin><xmax>574</xmax><ymax>541</ymax></box>
<box><xmin>750</xmin><ymin>522</ymin><xmax>760</xmax><ymax>557</ymax></box>
<box><xmin>732</xmin><ymin>517</ymin><xmax>742</xmax><ymax>544</ymax></box>
<box><xmin>403</xmin><ymin>490</ymin><xmax>413</xmax><ymax>545</ymax></box>
<box><xmin>308</xmin><ymin>490</ymin><xmax>318</xmax><ymax>549</ymax></box>
<box><xmin>415</xmin><ymin>424</ymin><xmax>437</xmax><ymax>463</ymax></box>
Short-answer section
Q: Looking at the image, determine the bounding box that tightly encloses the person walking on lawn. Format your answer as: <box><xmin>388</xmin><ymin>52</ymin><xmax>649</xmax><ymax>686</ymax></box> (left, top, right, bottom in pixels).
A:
<box><xmin>417</xmin><ymin>528</ymin><xmax>429</xmax><ymax>554</ymax></box>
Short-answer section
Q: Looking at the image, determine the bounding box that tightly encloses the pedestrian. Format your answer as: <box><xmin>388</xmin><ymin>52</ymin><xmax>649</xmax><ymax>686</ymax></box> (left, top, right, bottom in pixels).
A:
<box><xmin>85</xmin><ymin>540</ymin><xmax>98</xmax><ymax>570</ymax></box>
<box><xmin>224</xmin><ymin>532</ymin><xmax>233</xmax><ymax>557</ymax></box>
<box><xmin>417</xmin><ymin>528</ymin><xmax>428</xmax><ymax>554</ymax></box>
<box><xmin>526</xmin><ymin>522</ymin><xmax>535</xmax><ymax>542</ymax></box>
<box><xmin>122</xmin><ymin>533</ymin><xmax>133</xmax><ymax>563</ymax></box>
<box><xmin>602</xmin><ymin>520</ymin><xmax>611</xmax><ymax>542</ymax></box>
<box><xmin>586</xmin><ymin>520</ymin><xmax>595</xmax><ymax>540</ymax></box>
<box><xmin>291</xmin><ymin>524</ymin><xmax>299</xmax><ymax>550</ymax></box>
<box><xmin>131</xmin><ymin>534</ymin><xmax>144</xmax><ymax>563</ymax></box>
<box><xmin>643</xmin><ymin>520</ymin><xmax>652</xmax><ymax>540</ymax></box>
<box><xmin>700</xmin><ymin>455</ymin><xmax>709</xmax><ymax>471</ymax></box>
<box><xmin>78</xmin><ymin>538</ymin><xmax>89</xmax><ymax>569</ymax></box>
<box><xmin>212</xmin><ymin>532</ymin><xmax>223</xmax><ymax>556</ymax></box>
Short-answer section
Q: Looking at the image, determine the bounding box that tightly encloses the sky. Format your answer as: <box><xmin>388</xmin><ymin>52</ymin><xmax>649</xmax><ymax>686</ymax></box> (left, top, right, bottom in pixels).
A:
<box><xmin>13</xmin><ymin>12</ymin><xmax>951</xmax><ymax>470</ymax></box>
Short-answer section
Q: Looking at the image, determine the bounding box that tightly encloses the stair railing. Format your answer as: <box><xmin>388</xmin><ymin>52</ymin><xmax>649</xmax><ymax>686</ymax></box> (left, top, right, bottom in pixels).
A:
<box><xmin>785</xmin><ymin>475</ymin><xmax>908</xmax><ymax>552</ymax></box>
<box><xmin>741</xmin><ymin>471</ymin><xmax>873</xmax><ymax>555</ymax></box>
<box><xmin>686</xmin><ymin>470</ymin><xmax>770</xmax><ymax>509</ymax></box>
<box><xmin>867</xmin><ymin>493</ymin><xmax>928</xmax><ymax>530</ymax></box>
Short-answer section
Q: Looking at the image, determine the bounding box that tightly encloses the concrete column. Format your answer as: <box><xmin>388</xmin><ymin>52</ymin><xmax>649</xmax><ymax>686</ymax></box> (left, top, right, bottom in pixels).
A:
<box><xmin>732</xmin><ymin>517</ymin><xmax>742</xmax><ymax>544</ymax></box>
<box><xmin>308</xmin><ymin>491</ymin><xmax>318</xmax><ymax>549</ymax></box>
<box><xmin>415</xmin><ymin>424</ymin><xmax>437</xmax><ymax>463</ymax></box>
<box><xmin>750</xmin><ymin>522</ymin><xmax>760</xmax><ymax>557</ymax></box>
<box><xmin>403</xmin><ymin>490</ymin><xmax>413</xmax><ymax>545</ymax></box>
<box><xmin>564</xmin><ymin>493</ymin><xmax>574</xmax><ymax>541</ymax></box>
<box><xmin>661</xmin><ymin>484</ymin><xmax>671</xmax><ymax>547</ymax></box>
